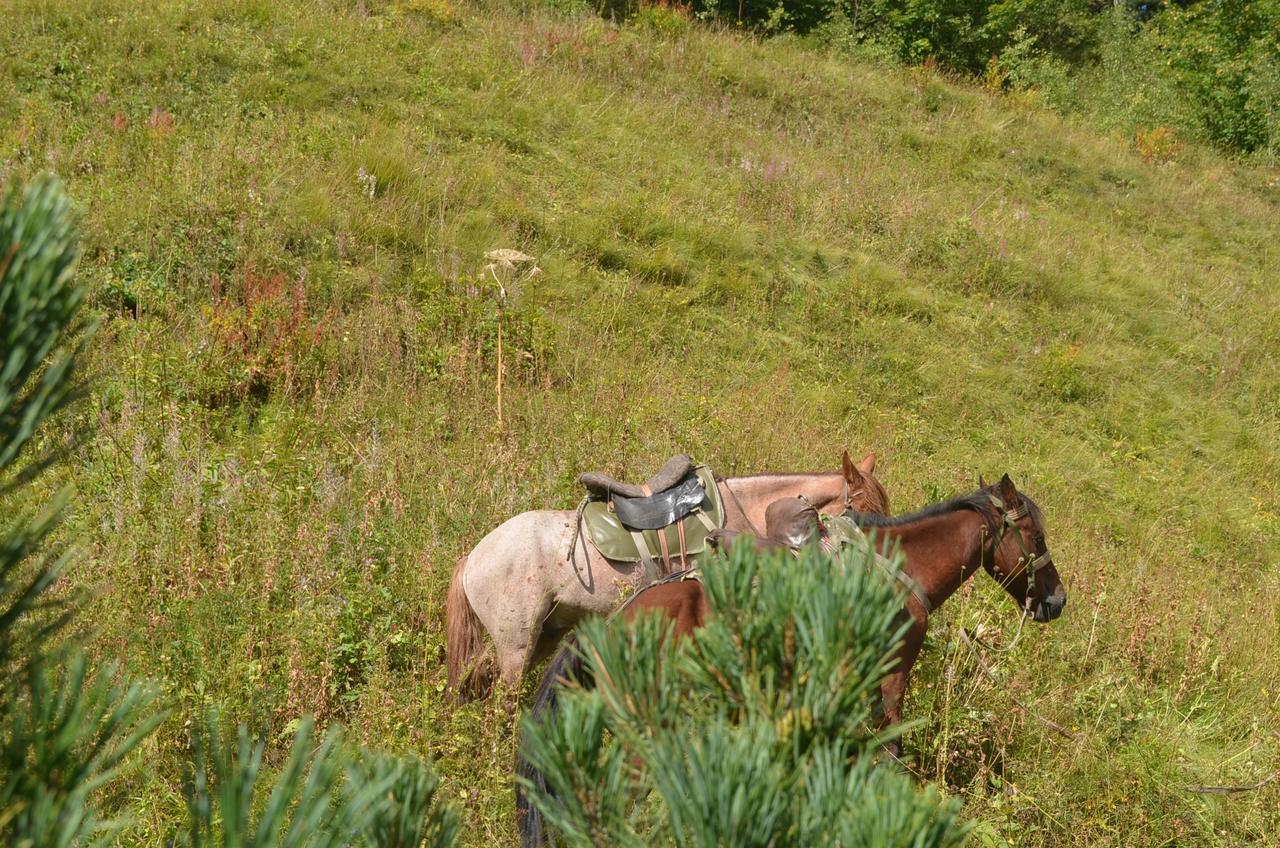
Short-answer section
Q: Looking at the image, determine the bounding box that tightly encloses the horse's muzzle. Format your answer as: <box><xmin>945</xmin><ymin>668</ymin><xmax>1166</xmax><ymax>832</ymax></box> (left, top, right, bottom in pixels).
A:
<box><xmin>1032</xmin><ymin>590</ymin><xmax>1066</xmax><ymax>623</ymax></box>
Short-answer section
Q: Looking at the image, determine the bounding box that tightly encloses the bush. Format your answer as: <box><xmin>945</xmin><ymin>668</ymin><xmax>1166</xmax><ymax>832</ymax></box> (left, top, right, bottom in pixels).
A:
<box><xmin>1154</xmin><ymin>0</ymin><xmax>1280</xmax><ymax>154</ymax></box>
<box><xmin>518</xmin><ymin>541</ymin><xmax>970</xmax><ymax>845</ymax></box>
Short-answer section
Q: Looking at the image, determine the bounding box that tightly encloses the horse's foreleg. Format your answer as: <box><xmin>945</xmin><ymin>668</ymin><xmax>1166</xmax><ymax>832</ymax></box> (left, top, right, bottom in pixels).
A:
<box><xmin>879</xmin><ymin>617</ymin><xmax>927</xmax><ymax>759</ymax></box>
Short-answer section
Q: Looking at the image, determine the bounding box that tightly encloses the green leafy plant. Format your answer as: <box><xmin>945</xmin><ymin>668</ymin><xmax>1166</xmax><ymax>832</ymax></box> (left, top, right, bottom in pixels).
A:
<box><xmin>0</xmin><ymin>175</ymin><xmax>85</xmax><ymax>678</ymax></box>
<box><xmin>0</xmin><ymin>655</ymin><xmax>163</xmax><ymax>848</ymax></box>
<box><xmin>346</xmin><ymin>751</ymin><xmax>461</xmax><ymax>848</ymax></box>
<box><xmin>185</xmin><ymin>713</ymin><xmax>460</xmax><ymax>848</ymax></box>
<box><xmin>0</xmin><ymin>176</ymin><xmax>163</xmax><ymax>847</ymax></box>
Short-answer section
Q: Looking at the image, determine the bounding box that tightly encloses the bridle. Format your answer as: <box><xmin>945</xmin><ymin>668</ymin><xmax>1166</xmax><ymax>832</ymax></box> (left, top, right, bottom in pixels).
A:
<box><xmin>841</xmin><ymin>477</ymin><xmax>863</xmax><ymax>512</ymax></box>
<box><xmin>980</xmin><ymin>492</ymin><xmax>1053</xmax><ymax>613</ymax></box>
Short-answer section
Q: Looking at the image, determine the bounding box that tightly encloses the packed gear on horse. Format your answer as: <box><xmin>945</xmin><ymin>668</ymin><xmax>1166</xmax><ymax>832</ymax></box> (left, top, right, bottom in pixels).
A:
<box><xmin>710</xmin><ymin>494</ymin><xmax>932</xmax><ymax>612</ymax></box>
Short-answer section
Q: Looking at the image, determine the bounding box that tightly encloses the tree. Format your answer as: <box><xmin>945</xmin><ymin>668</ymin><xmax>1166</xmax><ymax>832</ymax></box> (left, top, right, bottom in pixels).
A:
<box><xmin>0</xmin><ymin>175</ymin><xmax>460</xmax><ymax>847</ymax></box>
<box><xmin>518</xmin><ymin>540</ymin><xmax>970</xmax><ymax>846</ymax></box>
<box><xmin>0</xmin><ymin>174</ymin><xmax>158</xmax><ymax>848</ymax></box>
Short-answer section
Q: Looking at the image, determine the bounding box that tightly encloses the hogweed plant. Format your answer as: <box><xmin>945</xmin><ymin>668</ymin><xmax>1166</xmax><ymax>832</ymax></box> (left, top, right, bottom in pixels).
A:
<box><xmin>481</xmin><ymin>248</ymin><xmax>540</xmax><ymax>431</ymax></box>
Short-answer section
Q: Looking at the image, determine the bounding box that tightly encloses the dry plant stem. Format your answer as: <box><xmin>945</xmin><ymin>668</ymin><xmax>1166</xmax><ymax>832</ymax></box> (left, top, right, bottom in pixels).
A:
<box><xmin>1187</xmin><ymin>771</ymin><xmax>1280</xmax><ymax>795</ymax></box>
<box><xmin>496</xmin><ymin>310</ymin><xmax>503</xmax><ymax>432</ymax></box>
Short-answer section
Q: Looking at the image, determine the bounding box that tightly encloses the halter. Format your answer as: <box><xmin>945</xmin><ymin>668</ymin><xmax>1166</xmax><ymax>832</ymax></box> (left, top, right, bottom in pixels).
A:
<box><xmin>982</xmin><ymin>493</ymin><xmax>1052</xmax><ymax>604</ymax></box>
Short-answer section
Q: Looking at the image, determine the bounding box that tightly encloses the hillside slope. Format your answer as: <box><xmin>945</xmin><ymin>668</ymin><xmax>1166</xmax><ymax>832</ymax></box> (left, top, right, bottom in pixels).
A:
<box><xmin>3</xmin><ymin>0</ymin><xmax>1279</xmax><ymax>843</ymax></box>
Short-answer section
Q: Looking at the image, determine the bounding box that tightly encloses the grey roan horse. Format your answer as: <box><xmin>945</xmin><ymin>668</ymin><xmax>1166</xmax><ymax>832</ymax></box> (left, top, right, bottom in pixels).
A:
<box><xmin>445</xmin><ymin>451</ymin><xmax>890</xmax><ymax>698</ymax></box>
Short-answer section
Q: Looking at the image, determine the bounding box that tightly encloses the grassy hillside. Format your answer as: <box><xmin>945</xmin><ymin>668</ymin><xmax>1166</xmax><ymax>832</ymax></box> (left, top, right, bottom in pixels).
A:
<box><xmin>3</xmin><ymin>0</ymin><xmax>1279</xmax><ymax>843</ymax></box>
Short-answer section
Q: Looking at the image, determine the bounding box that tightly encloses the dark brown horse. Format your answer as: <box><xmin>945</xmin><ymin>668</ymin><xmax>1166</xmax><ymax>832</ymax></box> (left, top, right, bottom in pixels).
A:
<box><xmin>841</xmin><ymin>473</ymin><xmax>1065</xmax><ymax>754</ymax></box>
<box><xmin>516</xmin><ymin>476</ymin><xmax>1064</xmax><ymax>845</ymax></box>
<box><xmin>529</xmin><ymin>474</ymin><xmax>1064</xmax><ymax>754</ymax></box>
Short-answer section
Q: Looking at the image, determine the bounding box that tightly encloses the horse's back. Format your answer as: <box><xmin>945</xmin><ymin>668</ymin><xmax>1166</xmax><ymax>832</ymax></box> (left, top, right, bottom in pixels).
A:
<box><xmin>468</xmin><ymin>509</ymin><xmax>571</xmax><ymax>571</ymax></box>
<box><xmin>620</xmin><ymin>579</ymin><xmax>708</xmax><ymax>638</ymax></box>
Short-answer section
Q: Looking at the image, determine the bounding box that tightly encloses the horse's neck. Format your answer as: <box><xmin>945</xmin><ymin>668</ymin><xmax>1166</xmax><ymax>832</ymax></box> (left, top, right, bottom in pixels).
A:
<box><xmin>718</xmin><ymin>474</ymin><xmax>843</xmax><ymax>531</ymax></box>
<box><xmin>872</xmin><ymin>510</ymin><xmax>986</xmax><ymax>613</ymax></box>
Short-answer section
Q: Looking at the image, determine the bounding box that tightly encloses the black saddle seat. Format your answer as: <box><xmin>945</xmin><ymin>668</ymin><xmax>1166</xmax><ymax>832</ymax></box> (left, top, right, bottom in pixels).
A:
<box><xmin>578</xmin><ymin>454</ymin><xmax>695</xmax><ymax>500</ymax></box>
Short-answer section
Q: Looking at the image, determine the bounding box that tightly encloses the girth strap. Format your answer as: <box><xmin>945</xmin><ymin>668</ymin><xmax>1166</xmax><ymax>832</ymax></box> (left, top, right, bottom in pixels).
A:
<box><xmin>644</xmin><ymin>483</ymin><xmax>673</xmax><ymax>576</ymax></box>
<box><xmin>676</xmin><ymin>519</ymin><xmax>689</xmax><ymax>570</ymax></box>
<box><xmin>865</xmin><ymin>542</ymin><xmax>932</xmax><ymax>615</ymax></box>
<box><xmin>893</xmin><ymin>569</ymin><xmax>932</xmax><ymax>615</ymax></box>
<box><xmin>692</xmin><ymin>508</ymin><xmax>717</xmax><ymax>533</ymax></box>
<box><xmin>631</xmin><ymin>530</ymin><xmax>658</xmax><ymax>582</ymax></box>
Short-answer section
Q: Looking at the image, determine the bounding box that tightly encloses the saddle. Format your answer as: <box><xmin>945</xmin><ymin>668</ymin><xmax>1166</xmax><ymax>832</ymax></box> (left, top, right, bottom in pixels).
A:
<box><xmin>576</xmin><ymin>456</ymin><xmax>725</xmax><ymax>580</ymax></box>
<box><xmin>579</xmin><ymin>454</ymin><xmax>694</xmax><ymax>500</ymax></box>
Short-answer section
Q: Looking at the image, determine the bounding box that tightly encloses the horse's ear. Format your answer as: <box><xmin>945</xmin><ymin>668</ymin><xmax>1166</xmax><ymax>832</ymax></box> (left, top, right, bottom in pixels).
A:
<box><xmin>978</xmin><ymin>474</ymin><xmax>988</xmax><ymax>489</ymax></box>
<box><xmin>858</xmin><ymin>452</ymin><xmax>877</xmax><ymax>475</ymax></box>
<box><xmin>842</xmin><ymin>450</ymin><xmax>863</xmax><ymax>485</ymax></box>
<box><xmin>998</xmin><ymin>473</ymin><xmax>1021</xmax><ymax>507</ymax></box>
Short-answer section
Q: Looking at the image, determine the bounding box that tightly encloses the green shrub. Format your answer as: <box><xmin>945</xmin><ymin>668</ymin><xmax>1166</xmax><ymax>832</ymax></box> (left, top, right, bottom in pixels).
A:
<box><xmin>518</xmin><ymin>541</ymin><xmax>970</xmax><ymax>845</ymax></box>
<box><xmin>1154</xmin><ymin>0</ymin><xmax>1280</xmax><ymax>154</ymax></box>
<box><xmin>185</xmin><ymin>713</ymin><xmax>460</xmax><ymax>848</ymax></box>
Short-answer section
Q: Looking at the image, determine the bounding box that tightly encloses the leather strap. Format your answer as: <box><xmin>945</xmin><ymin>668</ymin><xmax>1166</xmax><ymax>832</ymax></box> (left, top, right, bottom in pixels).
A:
<box><xmin>655</xmin><ymin>527</ymin><xmax>672</xmax><ymax>576</ymax></box>
<box><xmin>719</xmin><ymin>477</ymin><xmax>763</xmax><ymax>538</ymax></box>
<box><xmin>631</xmin><ymin>530</ymin><xmax>657</xmax><ymax>582</ymax></box>
<box><xmin>692</xmin><ymin>507</ymin><xmax>717</xmax><ymax>533</ymax></box>
<box><xmin>644</xmin><ymin>483</ymin><xmax>672</xmax><ymax>576</ymax></box>
<box><xmin>896</xmin><ymin>570</ymin><xmax>932</xmax><ymax>615</ymax></box>
<box><xmin>676</xmin><ymin>520</ymin><xmax>688</xmax><ymax>570</ymax></box>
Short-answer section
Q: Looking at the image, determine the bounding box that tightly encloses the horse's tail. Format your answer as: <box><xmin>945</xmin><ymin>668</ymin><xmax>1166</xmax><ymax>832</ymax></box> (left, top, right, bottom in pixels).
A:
<box><xmin>445</xmin><ymin>554</ymin><xmax>492</xmax><ymax>700</ymax></box>
<box><xmin>515</xmin><ymin>631</ymin><xmax>593</xmax><ymax>848</ymax></box>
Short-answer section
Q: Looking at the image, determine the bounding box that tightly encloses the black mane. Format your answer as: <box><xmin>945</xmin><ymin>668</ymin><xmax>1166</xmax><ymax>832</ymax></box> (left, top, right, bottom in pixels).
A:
<box><xmin>846</xmin><ymin>485</ymin><xmax>1039</xmax><ymax>533</ymax></box>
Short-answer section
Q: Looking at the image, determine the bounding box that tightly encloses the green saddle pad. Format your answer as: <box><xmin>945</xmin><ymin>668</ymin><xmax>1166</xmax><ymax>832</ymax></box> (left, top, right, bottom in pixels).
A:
<box><xmin>582</xmin><ymin>466</ymin><xmax>725</xmax><ymax>563</ymax></box>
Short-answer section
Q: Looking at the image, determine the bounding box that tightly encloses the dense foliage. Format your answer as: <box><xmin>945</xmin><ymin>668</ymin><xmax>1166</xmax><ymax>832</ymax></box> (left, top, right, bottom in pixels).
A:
<box><xmin>519</xmin><ymin>542</ymin><xmax>968</xmax><ymax>846</ymax></box>
<box><xmin>621</xmin><ymin>0</ymin><xmax>1280</xmax><ymax>156</ymax></box>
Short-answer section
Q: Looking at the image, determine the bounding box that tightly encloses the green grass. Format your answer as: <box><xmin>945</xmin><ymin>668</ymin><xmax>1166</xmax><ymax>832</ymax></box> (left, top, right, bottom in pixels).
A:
<box><xmin>3</xmin><ymin>0</ymin><xmax>1280</xmax><ymax>843</ymax></box>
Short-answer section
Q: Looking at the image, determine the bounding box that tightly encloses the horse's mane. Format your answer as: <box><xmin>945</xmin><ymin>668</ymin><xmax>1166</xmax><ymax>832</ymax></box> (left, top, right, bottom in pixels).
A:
<box><xmin>848</xmin><ymin>485</ymin><xmax>1041</xmax><ymax>534</ymax></box>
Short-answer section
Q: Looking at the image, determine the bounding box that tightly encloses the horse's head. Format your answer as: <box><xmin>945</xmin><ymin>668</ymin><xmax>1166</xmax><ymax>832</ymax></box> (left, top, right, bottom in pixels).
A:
<box><xmin>838</xmin><ymin>450</ymin><xmax>891</xmax><ymax>517</ymax></box>
<box><xmin>977</xmin><ymin>474</ymin><xmax>1066</xmax><ymax>623</ymax></box>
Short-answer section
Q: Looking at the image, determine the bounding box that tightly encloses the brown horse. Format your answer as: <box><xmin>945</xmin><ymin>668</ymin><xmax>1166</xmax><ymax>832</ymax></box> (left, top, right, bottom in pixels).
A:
<box><xmin>851</xmin><ymin>474</ymin><xmax>1064</xmax><ymax>753</ymax></box>
<box><xmin>528</xmin><ymin>475</ymin><xmax>1064</xmax><ymax>761</ymax></box>
<box><xmin>445</xmin><ymin>451</ymin><xmax>890</xmax><ymax>698</ymax></box>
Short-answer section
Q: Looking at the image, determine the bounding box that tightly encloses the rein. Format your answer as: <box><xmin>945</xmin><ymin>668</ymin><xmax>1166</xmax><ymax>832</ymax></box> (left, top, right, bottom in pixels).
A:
<box><xmin>718</xmin><ymin>476</ymin><xmax>764</xmax><ymax>538</ymax></box>
<box><xmin>971</xmin><ymin>605</ymin><xmax>1027</xmax><ymax>653</ymax></box>
<box><xmin>566</xmin><ymin>496</ymin><xmax>592</xmax><ymax>585</ymax></box>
